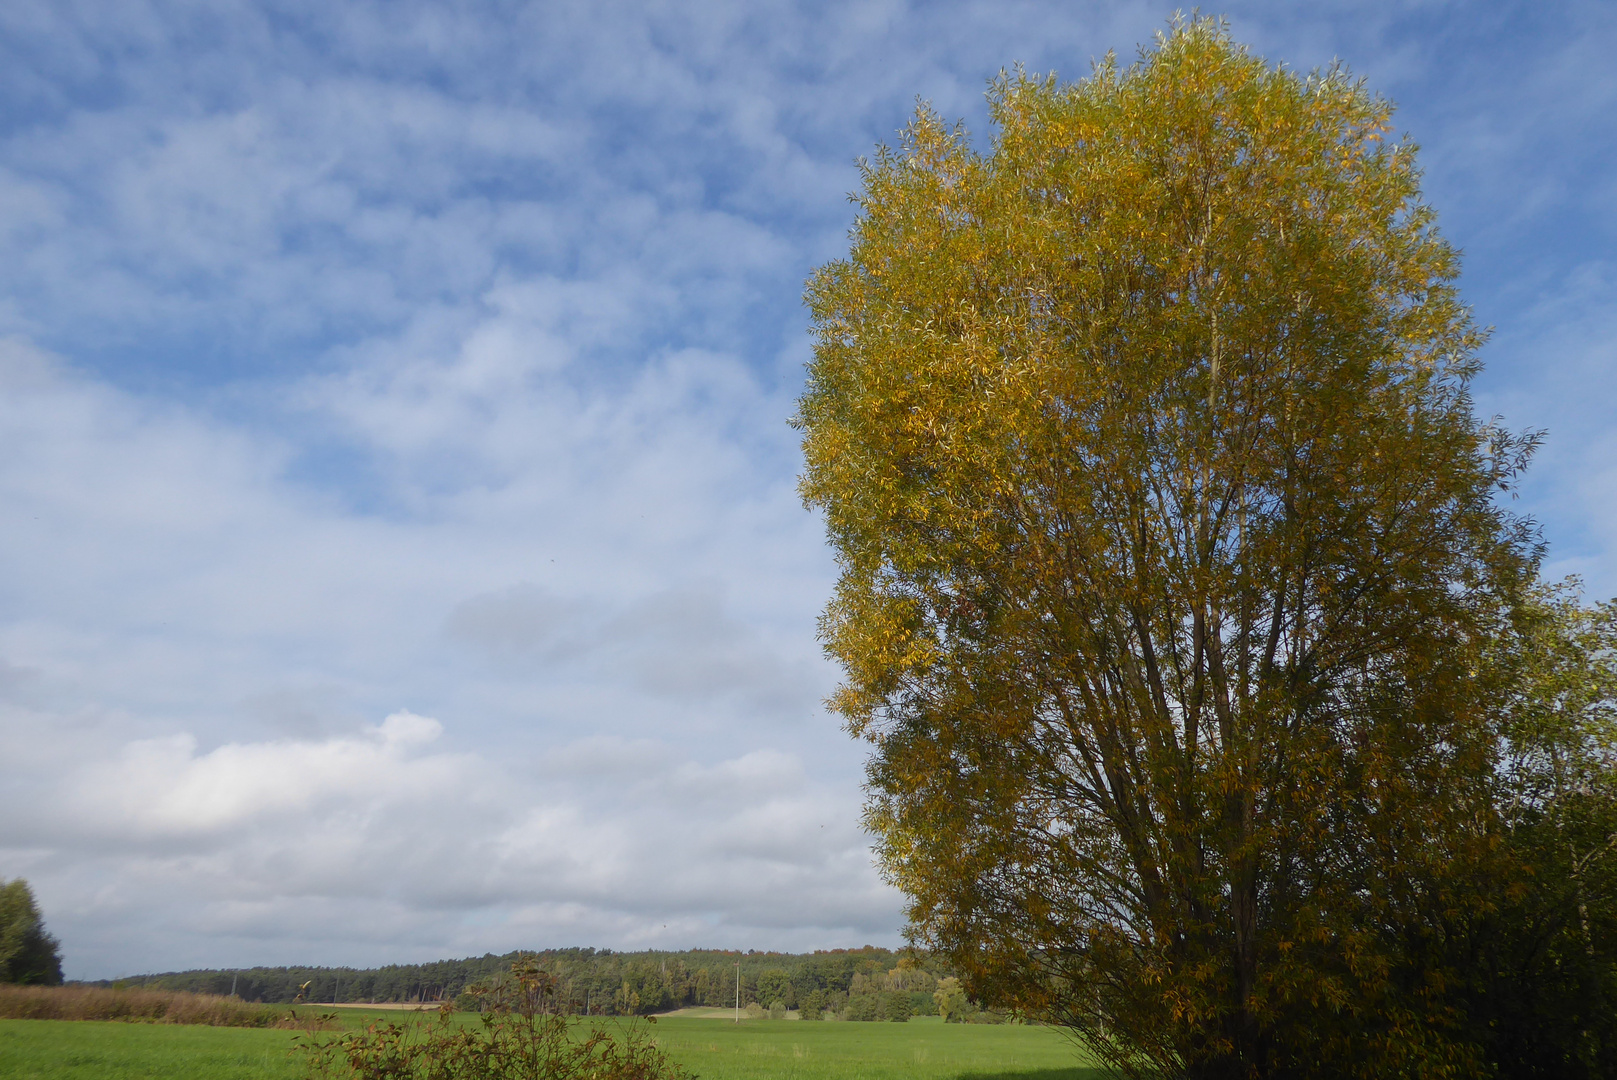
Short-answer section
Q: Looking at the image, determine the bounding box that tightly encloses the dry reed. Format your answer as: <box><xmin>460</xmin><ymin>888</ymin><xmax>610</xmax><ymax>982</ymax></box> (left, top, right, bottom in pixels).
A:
<box><xmin>0</xmin><ymin>983</ymin><xmax>291</xmax><ymax>1026</ymax></box>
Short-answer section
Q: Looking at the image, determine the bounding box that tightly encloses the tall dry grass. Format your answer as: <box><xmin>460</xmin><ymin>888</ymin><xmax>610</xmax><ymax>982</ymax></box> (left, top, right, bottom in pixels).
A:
<box><xmin>0</xmin><ymin>983</ymin><xmax>291</xmax><ymax>1026</ymax></box>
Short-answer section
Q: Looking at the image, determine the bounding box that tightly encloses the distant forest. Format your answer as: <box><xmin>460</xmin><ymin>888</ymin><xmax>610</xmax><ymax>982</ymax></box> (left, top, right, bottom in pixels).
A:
<box><xmin>79</xmin><ymin>947</ymin><xmax>999</xmax><ymax>1020</ymax></box>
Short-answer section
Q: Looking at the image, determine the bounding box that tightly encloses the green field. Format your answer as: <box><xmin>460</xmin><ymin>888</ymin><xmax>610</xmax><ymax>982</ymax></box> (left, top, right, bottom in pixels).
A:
<box><xmin>0</xmin><ymin>1012</ymin><xmax>1103</xmax><ymax>1080</ymax></box>
<box><xmin>0</xmin><ymin>1018</ymin><xmax>304</xmax><ymax>1080</ymax></box>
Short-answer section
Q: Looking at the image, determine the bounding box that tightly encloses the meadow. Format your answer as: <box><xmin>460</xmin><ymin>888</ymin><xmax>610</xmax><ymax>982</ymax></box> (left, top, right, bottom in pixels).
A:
<box><xmin>0</xmin><ymin>1009</ymin><xmax>1104</xmax><ymax>1080</ymax></box>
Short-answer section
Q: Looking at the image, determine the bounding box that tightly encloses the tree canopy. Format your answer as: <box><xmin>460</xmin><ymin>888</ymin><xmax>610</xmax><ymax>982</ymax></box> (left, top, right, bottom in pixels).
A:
<box><xmin>0</xmin><ymin>878</ymin><xmax>62</xmax><ymax>986</ymax></box>
<box><xmin>797</xmin><ymin>19</ymin><xmax>1610</xmax><ymax>1079</ymax></box>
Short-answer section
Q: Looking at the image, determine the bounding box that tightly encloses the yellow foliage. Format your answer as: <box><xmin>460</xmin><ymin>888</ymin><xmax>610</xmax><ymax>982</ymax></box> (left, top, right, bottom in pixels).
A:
<box><xmin>796</xmin><ymin>17</ymin><xmax>1540</xmax><ymax>1080</ymax></box>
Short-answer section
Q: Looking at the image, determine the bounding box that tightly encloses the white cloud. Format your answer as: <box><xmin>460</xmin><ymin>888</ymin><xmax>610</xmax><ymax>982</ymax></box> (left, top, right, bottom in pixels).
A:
<box><xmin>0</xmin><ymin>706</ymin><xmax>893</xmax><ymax>975</ymax></box>
<box><xmin>0</xmin><ymin>317</ymin><xmax>869</xmax><ymax>977</ymax></box>
<box><xmin>64</xmin><ymin>709</ymin><xmax>454</xmax><ymax>838</ymax></box>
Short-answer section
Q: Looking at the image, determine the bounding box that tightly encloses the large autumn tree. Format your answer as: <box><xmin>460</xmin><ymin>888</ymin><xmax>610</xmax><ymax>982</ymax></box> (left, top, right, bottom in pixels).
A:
<box><xmin>796</xmin><ymin>20</ymin><xmax>1550</xmax><ymax>1079</ymax></box>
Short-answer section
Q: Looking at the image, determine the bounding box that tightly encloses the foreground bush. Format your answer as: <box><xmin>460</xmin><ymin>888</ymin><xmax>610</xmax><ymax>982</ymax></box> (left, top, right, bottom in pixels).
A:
<box><xmin>299</xmin><ymin>962</ymin><xmax>690</xmax><ymax>1080</ymax></box>
<box><xmin>0</xmin><ymin>983</ymin><xmax>286</xmax><ymax>1026</ymax></box>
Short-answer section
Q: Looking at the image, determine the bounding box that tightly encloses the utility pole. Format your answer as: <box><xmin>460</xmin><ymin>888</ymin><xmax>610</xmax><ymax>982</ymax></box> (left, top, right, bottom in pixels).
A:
<box><xmin>734</xmin><ymin>962</ymin><xmax>740</xmax><ymax>1024</ymax></box>
<box><xmin>229</xmin><ymin>972</ymin><xmax>238</xmax><ymax>999</ymax></box>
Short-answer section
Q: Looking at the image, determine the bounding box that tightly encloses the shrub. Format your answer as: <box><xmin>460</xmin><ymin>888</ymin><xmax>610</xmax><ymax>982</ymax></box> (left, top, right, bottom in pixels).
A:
<box><xmin>881</xmin><ymin>992</ymin><xmax>912</xmax><ymax>1023</ymax></box>
<box><xmin>299</xmin><ymin>962</ymin><xmax>689</xmax><ymax>1080</ymax></box>
<box><xmin>842</xmin><ymin>994</ymin><xmax>879</xmax><ymax>1022</ymax></box>
<box><xmin>965</xmin><ymin>1008</ymin><xmax>1010</xmax><ymax>1025</ymax></box>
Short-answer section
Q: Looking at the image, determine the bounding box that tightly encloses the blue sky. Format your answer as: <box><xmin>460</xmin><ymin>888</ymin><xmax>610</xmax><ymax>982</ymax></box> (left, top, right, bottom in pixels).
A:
<box><xmin>0</xmin><ymin>0</ymin><xmax>1612</xmax><ymax>980</ymax></box>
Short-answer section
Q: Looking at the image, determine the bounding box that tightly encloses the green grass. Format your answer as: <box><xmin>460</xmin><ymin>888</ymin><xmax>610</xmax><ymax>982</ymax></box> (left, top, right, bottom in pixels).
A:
<box><xmin>0</xmin><ymin>1012</ymin><xmax>1103</xmax><ymax>1080</ymax></box>
<box><xmin>0</xmin><ymin>1018</ymin><xmax>305</xmax><ymax>1080</ymax></box>
<box><xmin>646</xmin><ymin>1015</ymin><xmax>1102</xmax><ymax>1080</ymax></box>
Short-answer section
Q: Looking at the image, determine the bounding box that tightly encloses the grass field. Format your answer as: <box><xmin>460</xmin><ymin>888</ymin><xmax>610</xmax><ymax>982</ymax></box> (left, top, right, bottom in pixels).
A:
<box><xmin>0</xmin><ymin>1011</ymin><xmax>1104</xmax><ymax>1080</ymax></box>
<box><xmin>0</xmin><ymin>1018</ymin><xmax>304</xmax><ymax>1080</ymax></box>
<box><xmin>644</xmin><ymin>1015</ymin><xmax>1100</xmax><ymax>1080</ymax></box>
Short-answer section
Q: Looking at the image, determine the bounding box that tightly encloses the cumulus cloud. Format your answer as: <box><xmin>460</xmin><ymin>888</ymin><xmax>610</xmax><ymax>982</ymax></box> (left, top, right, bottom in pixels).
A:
<box><xmin>68</xmin><ymin>710</ymin><xmax>452</xmax><ymax>838</ymax></box>
<box><xmin>0</xmin><ymin>705</ymin><xmax>891</xmax><ymax>974</ymax></box>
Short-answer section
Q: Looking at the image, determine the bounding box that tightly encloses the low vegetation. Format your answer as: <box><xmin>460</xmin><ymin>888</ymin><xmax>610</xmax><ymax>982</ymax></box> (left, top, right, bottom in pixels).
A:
<box><xmin>0</xmin><ymin>1018</ymin><xmax>307</xmax><ymax>1080</ymax></box>
<box><xmin>297</xmin><ymin>962</ymin><xmax>690</xmax><ymax>1080</ymax></box>
<box><xmin>0</xmin><ymin>1009</ymin><xmax>1096</xmax><ymax>1080</ymax></box>
<box><xmin>0</xmin><ymin>983</ymin><xmax>289</xmax><ymax>1027</ymax></box>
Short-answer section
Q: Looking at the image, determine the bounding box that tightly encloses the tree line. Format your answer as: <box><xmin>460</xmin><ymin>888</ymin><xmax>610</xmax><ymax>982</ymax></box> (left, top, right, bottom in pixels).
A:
<box><xmin>84</xmin><ymin>945</ymin><xmax>1010</xmax><ymax>1020</ymax></box>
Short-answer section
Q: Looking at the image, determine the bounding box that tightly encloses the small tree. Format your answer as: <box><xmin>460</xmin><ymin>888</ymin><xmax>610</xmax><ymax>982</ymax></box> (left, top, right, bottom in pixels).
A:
<box><xmin>0</xmin><ymin>879</ymin><xmax>62</xmax><ymax>986</ymax></box>
<box><xmin>755</xmin><ymin>967</ymin><xmax>795</xmax><ymax>1008</ymax></box>
<box><xmin>933</xmin><ymin>977</ymin><xmax>967</xmax><ymax>1023</ymax></box>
